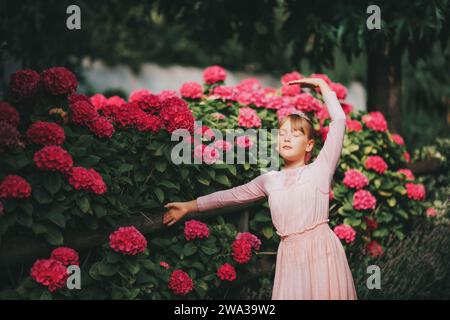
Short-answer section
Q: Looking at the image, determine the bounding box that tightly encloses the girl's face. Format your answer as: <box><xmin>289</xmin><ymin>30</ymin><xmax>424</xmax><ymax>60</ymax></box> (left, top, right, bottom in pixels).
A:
<box><xmin>277</xmin><ymin>118</ymin><xmax>314</xmax><ymax>162</ymax></box>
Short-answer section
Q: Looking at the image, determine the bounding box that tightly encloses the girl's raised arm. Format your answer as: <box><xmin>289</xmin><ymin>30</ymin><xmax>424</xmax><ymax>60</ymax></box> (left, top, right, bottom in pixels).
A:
<box><xmin>314</xmin><ymin>89</ymin><xmax>347</xmax><ymax>180</ymax></box>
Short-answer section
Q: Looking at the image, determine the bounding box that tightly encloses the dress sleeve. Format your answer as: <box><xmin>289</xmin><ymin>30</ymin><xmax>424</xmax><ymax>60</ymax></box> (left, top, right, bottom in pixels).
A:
<box><xmin>314</xmin><ymin>90</ymin><xmax>347</xmax><ymax>180</ymax></box>
<box><xmin>196</xmin><ymin>173</ymin><xmax>269</xmax><ymax>212</ymax></box>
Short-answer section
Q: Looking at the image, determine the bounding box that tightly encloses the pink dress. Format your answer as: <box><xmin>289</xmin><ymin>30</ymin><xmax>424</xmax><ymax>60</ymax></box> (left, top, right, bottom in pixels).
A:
<box><xmin>196</xmin><ymin>90</ymin><xmax>357</xmax><ymax>300</ymax></box>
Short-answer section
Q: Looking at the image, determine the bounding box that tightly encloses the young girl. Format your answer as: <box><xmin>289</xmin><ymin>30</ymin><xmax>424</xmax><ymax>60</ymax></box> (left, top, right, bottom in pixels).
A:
<box><xmin>163</xmin><ymin>78</ymin><xmax>357</xmax><ymax>300</ymax></box>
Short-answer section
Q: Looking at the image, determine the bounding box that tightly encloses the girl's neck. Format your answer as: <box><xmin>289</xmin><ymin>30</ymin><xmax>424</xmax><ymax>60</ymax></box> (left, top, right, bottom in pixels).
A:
<box><xmin>282</xmin><ymin>159</ymin><xmax>307</xmax><ymax>171</ymax></box>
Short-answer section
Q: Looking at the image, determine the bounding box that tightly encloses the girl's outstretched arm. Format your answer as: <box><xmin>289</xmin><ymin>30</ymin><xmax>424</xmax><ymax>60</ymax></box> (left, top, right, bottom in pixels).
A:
<box><xmin>196</xmin><ymin>173</ymin><xmax>268</xmax><ymax>212</ymax></box>
<box><xmin>162</xmin><ymin>173</ymin><xmax>269</xmax><ymax>226</ymax></box>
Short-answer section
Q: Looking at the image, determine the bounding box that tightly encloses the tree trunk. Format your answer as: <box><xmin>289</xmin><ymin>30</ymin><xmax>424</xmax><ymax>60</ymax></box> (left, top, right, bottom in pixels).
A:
<box><xmin>367</xmin><ymin>39</ymin><xmax>403</xmax><ymax>134</ymax></box>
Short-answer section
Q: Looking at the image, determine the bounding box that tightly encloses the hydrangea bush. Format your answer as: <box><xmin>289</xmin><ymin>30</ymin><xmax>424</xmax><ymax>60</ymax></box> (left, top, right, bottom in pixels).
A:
<box><xmin>0</xmin><ymin>65</ymin><xmax>433</xmax><ymax>299</ymax></box>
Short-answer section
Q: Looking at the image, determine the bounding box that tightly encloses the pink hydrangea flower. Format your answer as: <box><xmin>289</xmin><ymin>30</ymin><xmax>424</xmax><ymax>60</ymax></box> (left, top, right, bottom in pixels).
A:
<box><xmin>362</xmin><ymin>111</ymin><xmax>388</xmax><ymax>132</ymax></box>
<box><xmin>353</xmin><ymin>189</ymin><xmax>377</xmax><ymax>210</ymax></box>
<box><xmin>184</xmin><ymin>219</ymin><xmax>210</xmax><ymax>240</ymax></box>
<box><xmin>238</xmin><ymin>107</ymin><xmax>261</xmax><ymax>128</ymax></box>
<box><xmin>333</xmin><ymin>224</ymin><xmax>356</xmax><ymax>244</ymax></box>
<box><xmin>365</xmin><ymin>156</ymin><xmax>388</xmax><ymax>174</ymax></box>
<box><xmin>180</xmin><ymin>82</ymin><xmax>203</xmax><ymax>99</ymax></box>
<box><xmin>346</xmin><ymin>119</ymin><xmax>362</xmax><ymax>132</ymax></box>
<box><xmin>343</xmin><ymin>169</ymin><xmax>369</xmax><ymax>189</ymax></box>
<box><xmin>397</xmin><ymin>168</ymin><xmax>415</xmax><ymax>180</ymax></box>
<box><xmin>236</xmin><ymin>232</ymin><xmax>261</xmax><ymax>251</ymax></box>
<box><xmin>203</xmin><ymin>65</ymin><xmax>227</xmax><ymax>85</ymax></box>
<box><xmin>405</xmin><ymin>183</ymin><xmax>426</xmax><ymax>201</ymax></box>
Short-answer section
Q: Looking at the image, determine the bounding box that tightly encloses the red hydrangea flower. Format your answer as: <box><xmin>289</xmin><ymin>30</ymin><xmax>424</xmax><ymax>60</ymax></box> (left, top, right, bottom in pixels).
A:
<box><xmin>87</xmin><ymin>117</ymin><xmax>115</xmax><ymax>139</ymax></box>
<box><xmin>109</xmin><ymin>226</ymin><xmax>147</xmax><ymax>256</ymax></box>
<box><xmin>362</xmin><ymin>111</ymin><xmax>388</xmax><ymax>132</ymax></box>
<box><xmin>129</xmin><ymin>89</ymin><xmax>152</xmax><ymax>102</ymax></box>
<box><xmin>159</xmin><ymin>261</ymin><xmax>170</xmax><ymax>269</ymax></box>
<box><xmin>30</xmin><ymin>258</ymin><xmax>68</xmax><ymax>292</ymax></box>
<box><xmin>366</xmin><ymin>240</ymin><xmax>383</xmax><ymax>258</ymax></box>
<box><xmin>236</xmin><ymin>78</ymin><xmax>263</xmax><ymax>91</ymax></box>
<box><xmin>0</xmin><ymin>175</ymin><xmax>32</xmax><ymax>199</ymax></box>
<box><xmin>41</xmin><ymin>67</ymin><xmax>77</xmax><ymax>95</ymax></box>
<box><xmin>294</xmin><ymin>93</ymin><xmax>322</xmax><ymax>113</ymax></box>
<box><xmin>330</xmin><ymin>82</ymin><xmax>348</xmax><ymax>100</ymax></box>
<box><xmin>281</xmin><ymin>84</ymin><xmax>301</xmax><ymax>96</ymax></box>
<box><xmin>397</xmin><ymin>168</ymin><xmax>415</xmax><ymax>180</ymax></box>
<box><xmin>212</xmin><ymin>85</ymin><xmax>239</xmax><ymax>101</ymax></box>
<box><xmin>333</xmin><ymin>224</ymin><xmax>356</xmax><ymax>244</ymax></box>
<box><xmin>26</xmin><ymin>121</ymin><xmax>65</xmax><ymax>146</ymax></box>
<box><xmin>193</xmin><ymin>144</ymin><xmax>220</xmax><ymax>164</ymax></box>
<box><xmin>184</xmin><ymin>219</ymin><xmax>210</xmax><ymax>240</ymax></box>
<box><xmin>203</xmin><ymin>65</ymin><xmax>227</xmax><ymax>85</ymax></box>
<box><xmin>281</xmin><ymin>71</ymin><xmax>303</xmax><ymax>85</ymax></box>
<box><xmin>364</xmin><ymin>156</ymin><xmax>388</xmax><ymax>174</ymax></box>
<box><xmin>217</xmin><ymin>263</ymin><xmax>237</xmax><ymax>281</ymax></box>
<box><xmin>68</xmin><ymin>93</ymin><xmax>91</xmax><ymax>105</ymax></box>
<box><xmin>0</xmin><ymin>101</ymin><xmax>20</xmax><ymax>127</ymax></box>
<box><xmin>50</xmin><ymin>247</ymin><xmax>79</xmax><ymax>266</ymax></box>
<box><xmin>107</xmin><ymin>96</ymin><xmax>126</xmax><ymax>108</ymax></box>
<box><xmin>168</xmin><ymin>270</ymin><xmax>194</xmax><ymax>296</ymax></box>
<box><xmin>231</xmin><ymin>239</ymin><xmax>252</xmax><ymax>264</ymax></box>
<box><xmin>353</xmin><ymin>189</ymin><xmax>377</xmax><ymax>210</ymax></box>
<box><xmin>180</xmin><ymin>82</ymin><xmax>203</xmax><ymax>99</ymax></box>
<box><xmin>343</xmin><ymin>169</ymin><xmax>369</xmax><ymax>189</ymax></box>
<box><xmin>236</xmin><ymin>232</ymin><xmax>261</xmax><ymax>251</ymax></box>
<box><xmin>9</xmin><ymin>69</ymin><xmax>41</xmax><ymax>100</ymax></box>
<box><xmin>346</xmin><ymin>119</ymin><xmax>362</xmax><ymax>132</ymax></box>
<box><xmin>364</xmin><ymin>217</ymin><xmax>378</xmax><ymax>230</ymax></box>
<box><xmin>341</xmin><ymin>102</ymin><xmax>353</xmax><ymax>114</ymax></box>
<box><xmin>70</xmin><ymin>100</ymin><xmax>98</xmax><ymax>126</ymax></box>
<box><xmin>391</xmin><ymin>133</ymin><xmax>405</xmax><ymax>146</ymax></box>
<box><xmin>90</xmin><ymin>93</ymin><xmax>108</xmax><ymax>111</ymax></box>
<box><xmin>135</xmin><ymin>114</ymin><xmax>163</xmax><ymax>134</ymax></box>
<box><xmin>159</xmin><ymin>97</ymin><xmax>195</xmax><ymax>133</ymax></box>
<box><xmin>34</xmin><ymin>145</ymin><xmax>73</xmax><ymax>173</ymax></box>
<box><xmin>405</xmin><ymin>183</ymin><xmax>426</xmax><ymax>201</ymax></box>
<box><xmin>68</xmin><ymin>167</ymin><xmax>107</xmax><ymax>195</ymax></box>
<box><xmin>134</xmin><ymin>94</ymin><xmax>163</xmax><ymax>114</ymax></box>
<box><xmin>0</xmin><ymin>121</ymin><xmax>20</xmax><ymax>151</ymax></box>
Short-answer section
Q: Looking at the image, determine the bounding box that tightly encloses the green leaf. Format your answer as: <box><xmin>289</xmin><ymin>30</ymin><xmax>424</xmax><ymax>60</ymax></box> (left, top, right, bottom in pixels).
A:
<box><xmin>155</xmin><ymin>161</ymin><xmax>167</xmax><ymax>172</ymax></box>
<box><xmin>44</xmin><ymin>226</ymin><xmax>63</xmax><ymax>246</ymax></box>
<box><xmin>200</xmin><ymin>245</ymin><xmax>218</xmax><ymax>255</ymax></box>
<box><xmin>44</xmin><ymin>174</ymin><xmax>62</xmax><ymax>195</ymax></box>
<box><xmin>253</xmin><ymin>212</ymin><xmax>271</xmax><ymax>222</ymax></box>
<box><xmin>47</xmin><ymin>210</ymin><xmax>66</xmax><ymax>229</ymax></box>
<box><xmin>196</xmin><ymin>176</ymin><xmax>210</xmax><ymax>186</ymax></box>
<box><xmin>153</xmin><ymin>188</ymin><xmax>164</xmax><ymax>203</ymax></box>
<box><xmin>33</xmin><ymin>187</ymin><xmax>53</xmax><ymax>204</ymax></box>
<box><xmin>215</xmin><ymin>175</ymin><xmax>231</xmax><ymax>186</ymax></box>
<box><xmin>118</xmin><ymin>163</ymin><xmax>133</xmax><ymax>173</ymax></box>
<box><xmin>16</xmin><ymin>211</ymin><xmax>33</xmax><ymax>228</ymax></box>
<box><xmin>97</xmin><ymin>261</ymin><xmax>118</xmax><ymax>277</ymax></box>
<box><xmin>183</xmin><ymin>242</ymin><xmax>198</xmax><ymax>256</ymax></box>
<box><xmin>76</xmin><ymin>197</ymin><xmax>90</xmax><ymax>213</ymax></box>
<box><xmin>124</xmin><ymin>260</ymin><xmax>140</xmax><ymax>275</ymax></box>
<box><xmin>262</xmin><ymin>226</ymin><xmax>274</xmax><ymax>239</ymax></box>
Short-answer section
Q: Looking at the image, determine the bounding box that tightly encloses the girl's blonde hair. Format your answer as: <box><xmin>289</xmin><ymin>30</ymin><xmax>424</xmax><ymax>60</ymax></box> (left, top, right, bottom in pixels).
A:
<box><xmin>278</xmin><ymin>114</ymin><xmax>317</xmax><ymax>163</ymax></box>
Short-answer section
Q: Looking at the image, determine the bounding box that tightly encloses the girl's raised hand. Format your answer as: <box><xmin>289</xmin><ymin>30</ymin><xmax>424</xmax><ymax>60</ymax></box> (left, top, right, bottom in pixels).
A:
<box><xmin>162</xmin><ymin>202</ymin><xmax>189</xmax><ymax>227</ymax></box>
<box><xmin>287</xmin><ymin>77</ymin><xmax>326</xmax><ymax>87</ymax></box>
